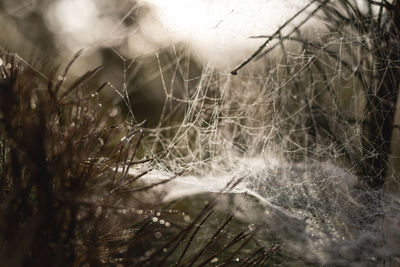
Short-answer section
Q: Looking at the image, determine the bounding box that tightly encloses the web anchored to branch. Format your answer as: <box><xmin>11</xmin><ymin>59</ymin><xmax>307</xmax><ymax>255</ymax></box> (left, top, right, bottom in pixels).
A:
<box><xmin>140</xmin><ymin>0</ymin><xmax>400</xmax><ymax>265</ymax></box>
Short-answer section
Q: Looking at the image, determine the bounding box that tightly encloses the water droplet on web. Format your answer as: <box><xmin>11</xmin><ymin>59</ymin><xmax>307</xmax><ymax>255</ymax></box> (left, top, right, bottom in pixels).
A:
<box><xmin>98</xmin><ymin>138</ymin><xmax>104</xmax><ymax>146</ymax></box>
<box><xmin>152</xmin><ymin>217</ymin><xmax>158</xmax><ymax>223</ymax></box>
<box><xmin>235</xmin><ymin>258</ymin><xmax>240</xmax><ymax>262</ymax></box>
<box><xmin>30</xmin><ymin>102</ymin><xmax>37</xmax><ymax>110</ymax></box>
<box><xmin>136</xmin><ymin>209</ymin><xmax>143</xmax><ymax>214</ymax></box>
<box><xmin>211</xmin><ymin>258</ymin><xmax>218</xmax><ymax>263</ymax></box>
<box><xmin>155</xmin><ymin>232</ymin><xmax>162</xmax><ymax>239</ymax></box>
<box><xmin>0</xmin><ymin>58</ymin><xmax>3</xmax><ymax>66</ymax></box>
<box><xmin>57</xmin><ymin>75</ymin><xmax>65</xmax><ymax>81</ymax></box>
<box><xmin>109</xmin><ymin>107</ymin><xmax>119</xmax><ymax>117</ymax></box>
<box><xmin>91</xmin><ymin>93</ymin><xmax>96</xmax><ymax>98</ymax></box>
<box><xmin>97</xmin><ymin>103</ymin><xmax>102</xmax><ymax>109</ymax></box>
<box><xmin>156</xmin><ymin>212</ymin><xmax>161</xmax><ymax>217</ymax></box>
<box><xmin>165</xmin><ymin>222</ymin><xmax>171</xmax><ymax>227</ymax></box>
<box><xmin>184</xmin><ymin>215</ymin><xmax>191</xmax><ymax>222</ymax></box>
<box><xmin>120</xmin><ymin>136</ymin><xmax>127</xmax><ymax>142</ymax></box>
<box><xmin>248</xmin><ymin>224</ymin><xmax>256</xmax><ymax>231</ymax></box>
<box><xmin>95</xmin><ymin>206</ymin><xmax>102</xmax><ymax>217</ymax></box>
<box><xmin>159</xmin><ymin>219</ymin><xmax>165</xmax><ymax>225</ymax></box>
<box><xmin>6</xmin><ymin>63</ymin><xmax>11</xmax><ymax>69</ymax></box>
<box><xmin>162</xmin><ymin>248</ymin><xmax>168</xmax><ymax>253</ymax></box>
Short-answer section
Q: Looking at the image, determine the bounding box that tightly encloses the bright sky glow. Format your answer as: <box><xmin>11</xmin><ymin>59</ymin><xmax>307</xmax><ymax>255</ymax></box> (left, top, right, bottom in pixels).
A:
<box><xmin>139</xmin><ymin>0</ymin><xmax>322</xmax><ymax>69</ymax></box>
<box><xmin>48</xmin><ymin>0</ymin><xmax>98</xmax><ymax>33</ymax></box>
<box><xmin>46</xmin><ymin>0</ymin><xmax>124</xmax><ymax>50</ymax></box>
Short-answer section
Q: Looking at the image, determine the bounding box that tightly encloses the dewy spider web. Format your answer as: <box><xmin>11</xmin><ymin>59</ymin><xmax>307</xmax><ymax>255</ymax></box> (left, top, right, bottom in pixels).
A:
<box><xmin>2</xmin><ymin>0</ymin><xmax>399</xmax><ymax>264</ymax></box>
<box><xmin>137</xmin><ymin>0</ymin><xmax>400</xmax><ymax>264</ymax></box>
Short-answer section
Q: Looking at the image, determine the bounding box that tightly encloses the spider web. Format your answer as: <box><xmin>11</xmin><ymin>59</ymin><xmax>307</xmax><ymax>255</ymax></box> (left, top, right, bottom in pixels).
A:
<box><xmin>1</xmin><ymin>0</ymin><xmax>399</xmax><ymax>264</ymax></box>
<box><xmin>135</xmin><ymin>0</ymin><xmax>400</xmax><ymax>264</ymax></box>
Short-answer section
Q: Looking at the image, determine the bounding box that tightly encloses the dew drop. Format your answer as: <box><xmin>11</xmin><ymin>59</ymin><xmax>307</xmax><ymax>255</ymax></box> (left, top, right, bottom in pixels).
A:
<box><xmin>155</xmin><ymin>232</ymin><xmax>162</xmax><ymax>239</ymax></box>
<box><xmin>235</xmin><ymin>258</ymin><xmax>240</xmax><ymax>262</ymax></box>
<box><xmin>120</xmin><ymin>136</ymin><xmax>127</xmax><ymax>142</ymax></box>
<box><xmin>109</xmin><ymin>107</ymin><xmax>119</xmax><ymax>117</ymax></box>
<box><xmin>159</xmin><ymin>219</ymin><xmax>165</xmax><ymax>225</ymax></box>
<box><xmin>57</xmin><ymin>75</ymin><xmax>65</xmax><ymax>81</ymax></box>
<box><xmin>0</xmin><ymin>58</ymin><xmax>3</xmax><ymax>66</ymax></box>
<box><xmin>152</xmin><ymin>217</ymin><xmax>158</xmax><ymax>223</ymax></box>
<box><xmin>136</xmin><ymin>209</ymin><xmax>143</xmax><ymax>215</ymax></box>
<box><xmin>98</xmin><ymin>138</ymin><xmax>104</xmax><ymax>146</ymax></box>
<box><xmin>122</xmin><ymin>229</ymin><xmax>131</xmax><ymax>236</ymax></box>
<box><xmin>162</xmin><ymin>248</ymin><xmax>168</xmax><ymax>253</ymax></box>
<box><xmin>30</xmin><ymin>101</ymin><xmax>37</xmax><ymax>110</ymax></box>
<box><xmin>97</xmin><ymin>103</ymin><xmax>102</xmax><ymax>109</ymax></box>
<box><xmin>184</xmin><ymin>215</ymin><xmax>191</xmax><ymax>222</ymax></box>
<box><xmin>211</xmin><ymin>258</ymin><xmax>218</xmax><ymax>263</ymax></box>
<box><xmin>165</xmin><ymin>222</ymin><xmax>171</xmax><ymax>227</ymax></box>
<box><xmin>95</xmin><ymin>206</ymin><xmax>102</xmax><ymax>217</ymax></box>
<box><xmin>248</xmin><ymin>224</ymin><xmax>256</xmax><ymax>231</ymax></box>
<box><xmin>91</xmin><ymin>93</ymin><xmax>96</xmax><ymax>98</ymax></box>
<box><xmin>156</xmin><ymin>212</ymin><xmax>161</xmax><ymax>217</ymax></box>
<box><xmin>6</xmin><ymin>63</ymin><xmax>11</xmax><ymax>69</ymax></box>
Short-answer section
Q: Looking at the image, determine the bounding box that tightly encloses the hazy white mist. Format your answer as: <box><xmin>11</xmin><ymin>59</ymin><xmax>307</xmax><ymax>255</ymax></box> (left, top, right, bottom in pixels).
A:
<box><xmin>139</xmin><ymin>0</ymin><xmax>325</xmax><ymax>69</ymax></box>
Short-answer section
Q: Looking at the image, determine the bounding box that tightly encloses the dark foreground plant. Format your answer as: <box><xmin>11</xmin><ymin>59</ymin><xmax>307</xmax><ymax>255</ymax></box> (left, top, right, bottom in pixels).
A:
<box><xmin>0</xmin><ymin>52</ymin><xmax>272</xmax><ymax>266</ymax></box>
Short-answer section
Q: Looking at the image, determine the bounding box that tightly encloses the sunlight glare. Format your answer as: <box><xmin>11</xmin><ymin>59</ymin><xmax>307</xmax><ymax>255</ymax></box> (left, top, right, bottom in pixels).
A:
<box><xmin>139</xmin><ymin>0</ymin><xmax>321</xmax><ymax>69</ymax></box>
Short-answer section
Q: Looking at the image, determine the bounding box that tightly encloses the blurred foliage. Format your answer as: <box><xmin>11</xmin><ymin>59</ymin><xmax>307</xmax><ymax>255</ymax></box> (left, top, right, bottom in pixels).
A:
<box><xmin>0</xmin><ymin>0</ymin><xmax>197</xmax><ymax>127</ymax></box>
